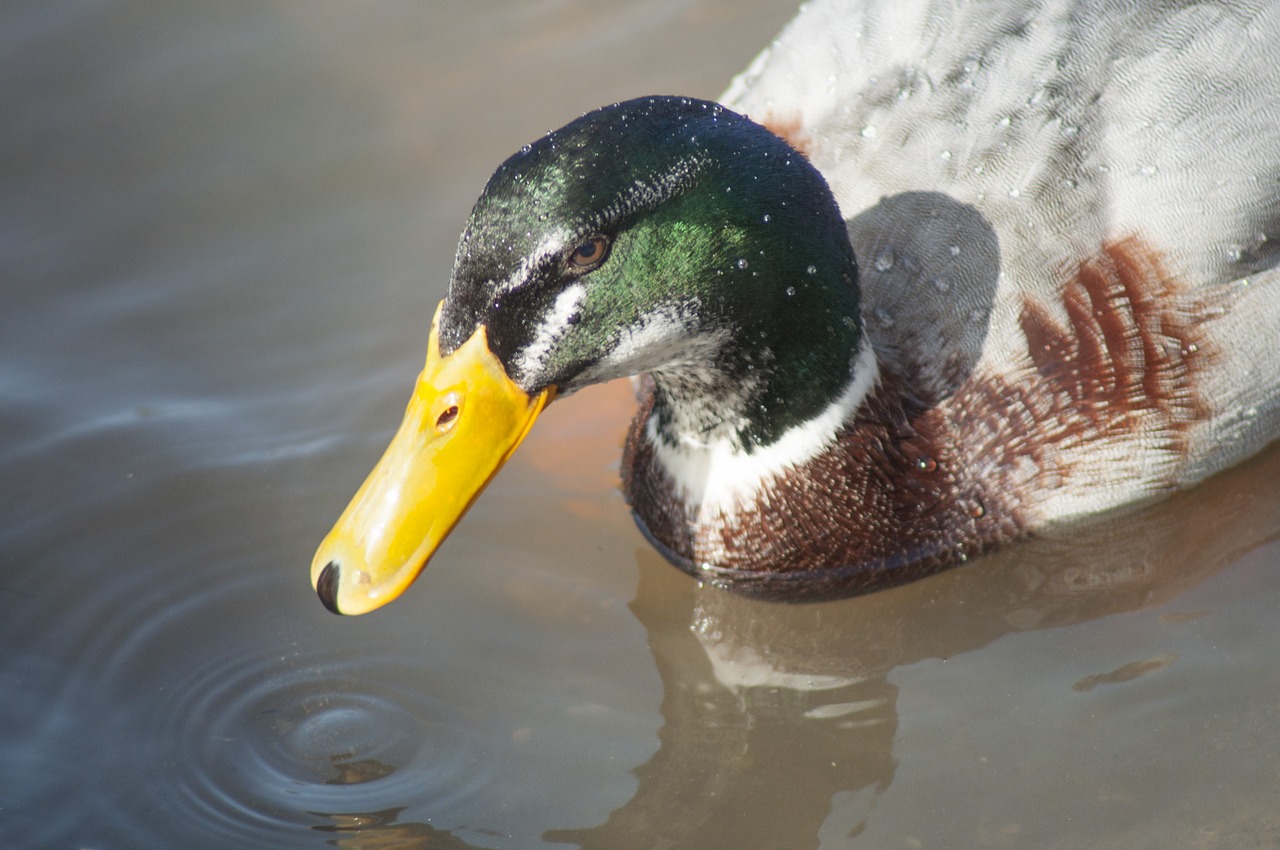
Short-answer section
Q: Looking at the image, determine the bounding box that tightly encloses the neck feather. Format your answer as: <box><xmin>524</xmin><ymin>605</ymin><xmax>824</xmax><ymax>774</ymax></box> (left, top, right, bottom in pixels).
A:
<box><xmin>647</xmin><ymin>338</ymin><xmax>879</xmax><ymax>517</ymax></box>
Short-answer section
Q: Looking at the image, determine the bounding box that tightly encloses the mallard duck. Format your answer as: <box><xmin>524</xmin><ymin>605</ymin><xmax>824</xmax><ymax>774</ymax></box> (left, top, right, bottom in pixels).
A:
<box><xmin>312</xmin><ymin>0</ymin><xmax>1280</xmax><ymax>614</ymax></box>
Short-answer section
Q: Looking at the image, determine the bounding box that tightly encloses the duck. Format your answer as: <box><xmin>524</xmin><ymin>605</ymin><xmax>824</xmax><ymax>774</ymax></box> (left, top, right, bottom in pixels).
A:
<box><xmin>312</xmin><ymin>0</ymin><xmax>1280</xmax><ymax>615</ymax></box>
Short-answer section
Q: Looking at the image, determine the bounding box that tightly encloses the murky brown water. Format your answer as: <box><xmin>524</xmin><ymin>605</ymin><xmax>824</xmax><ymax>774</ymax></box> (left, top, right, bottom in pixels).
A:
<box><xmin>5</xmin><ymin>2</ymin><xmax>1280</xmax><ymax>848</ymax></box>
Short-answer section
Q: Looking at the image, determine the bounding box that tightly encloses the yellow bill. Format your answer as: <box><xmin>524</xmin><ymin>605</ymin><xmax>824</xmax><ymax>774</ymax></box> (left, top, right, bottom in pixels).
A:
<box><xmin>311</xmin><ymin>301</ymin><xmax>555</xmax><ymax>615</ymax></box>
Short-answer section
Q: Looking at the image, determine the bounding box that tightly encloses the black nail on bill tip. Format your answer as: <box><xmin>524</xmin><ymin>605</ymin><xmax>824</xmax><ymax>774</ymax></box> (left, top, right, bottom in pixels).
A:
<box><xmin>316</xmin><ymin>560</ymin><xmax>343</xmax><ymax>615</ymax></box>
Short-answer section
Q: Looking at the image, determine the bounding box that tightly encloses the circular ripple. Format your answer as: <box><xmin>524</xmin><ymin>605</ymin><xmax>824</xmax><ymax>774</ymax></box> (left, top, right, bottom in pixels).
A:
<box><xmin>80</xmin><ymin>569</ymin><xmax>498</xmax><ymax>848</ymax></box>
<box><xmin>157</xmin><ymin>652</ymin><xmax>491</xmax><ymax>828</ymax></box>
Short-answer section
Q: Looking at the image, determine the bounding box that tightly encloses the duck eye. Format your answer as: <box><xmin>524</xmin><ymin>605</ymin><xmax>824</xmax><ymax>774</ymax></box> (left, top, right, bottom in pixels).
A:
<box><xmin>568</xmin><ymin>236</ymin><xmax>610</xmax><ymax>272</ymax></box>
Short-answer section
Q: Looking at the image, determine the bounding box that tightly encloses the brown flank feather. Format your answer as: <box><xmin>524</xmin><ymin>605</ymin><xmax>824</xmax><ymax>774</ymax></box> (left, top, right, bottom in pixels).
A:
<box><xmin>759</xmin><ymin>112</ymin><xmax>813</xmax><ymax>160</ymax></box>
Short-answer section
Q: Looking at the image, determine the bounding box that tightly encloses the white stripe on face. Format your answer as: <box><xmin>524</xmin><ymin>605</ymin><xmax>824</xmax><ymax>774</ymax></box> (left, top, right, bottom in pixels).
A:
<box><xmin>514</xmin><ymin>283</ymin><xmax>586</xmax><ymax>380</ymax></box>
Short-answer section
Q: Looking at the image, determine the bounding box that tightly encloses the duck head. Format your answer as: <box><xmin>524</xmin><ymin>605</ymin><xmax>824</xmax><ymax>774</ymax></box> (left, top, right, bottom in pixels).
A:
<box><xmin>312</xmin><ymin>96</ymin><xmax>863</xmax><ymax>614</ymax></box>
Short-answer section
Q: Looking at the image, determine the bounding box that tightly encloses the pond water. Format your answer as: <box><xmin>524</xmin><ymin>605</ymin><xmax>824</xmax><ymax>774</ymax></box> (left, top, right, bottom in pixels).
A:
<box><xmin>4</xmin><ymin>2</ymin><xmax>1280</xmax><ymax>848</ymax></box>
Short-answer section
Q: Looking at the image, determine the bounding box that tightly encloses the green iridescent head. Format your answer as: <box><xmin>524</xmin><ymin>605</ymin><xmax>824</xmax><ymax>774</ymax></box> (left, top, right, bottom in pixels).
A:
<box><xmin>439</xmin><ymin>96</ymin><xmax>862</xmax><ymax>448</ymax></box>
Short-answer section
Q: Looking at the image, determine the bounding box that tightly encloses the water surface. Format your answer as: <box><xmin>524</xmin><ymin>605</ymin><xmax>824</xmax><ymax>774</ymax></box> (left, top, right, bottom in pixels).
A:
<box><xmin>4</xmin><ymin>2</ymin><xmax>1280</xmax><ymax>848</ymax></box>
